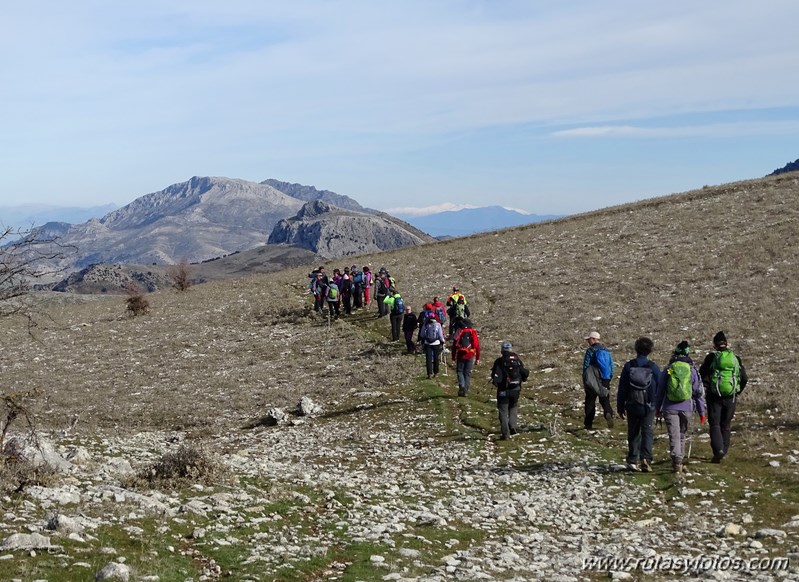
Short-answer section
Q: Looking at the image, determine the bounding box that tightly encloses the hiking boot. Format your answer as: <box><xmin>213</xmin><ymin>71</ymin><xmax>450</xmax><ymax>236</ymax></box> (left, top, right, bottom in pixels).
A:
<box><xmin>509</xmin><ymin>428</ymin><xmax>518</xmax><ymax>436</ymax></box>
<box><xmin>626</xmin><ymin>463</ymin><xmax>640</xmax><ymax>472</ymax></box>
<box><xmin>499</xmin><ymin>434</ymin><xmax>510</xmax><ymax>441</ymax></box>
<box><xmin>604</xmin><ymin>412</ymin><xmax>614</xmax><ymax>429</ymax></box>
<box><xmin>640</xmin><ymin>459</ymin><xmax>651</xmax><ymax>472</ymax></box>
<box><xmin>672</xmin><ymin>461</ymin><xmax>683</xmax><ymax>474</ymax></box>
<box><xmin>711</xmin><ymin>453</ymin><xmax>724</xmax><ymax>464</ymax></box>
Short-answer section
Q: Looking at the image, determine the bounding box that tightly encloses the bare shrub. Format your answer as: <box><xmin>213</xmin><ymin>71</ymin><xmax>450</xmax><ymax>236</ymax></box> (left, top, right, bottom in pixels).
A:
<box><xmin>125</xmin><ymin>283</ymin><xmax>150</xmax><ymax>316</ymax></box>
<box><xmin>137</xmin><ymin>444</ymin><xmax>225</xmax><ymax>487</ymax></box>
<box><xmin>167</xmin><ymin>259</ymin><xmax>192</xmax><ymax>292</ymax></box>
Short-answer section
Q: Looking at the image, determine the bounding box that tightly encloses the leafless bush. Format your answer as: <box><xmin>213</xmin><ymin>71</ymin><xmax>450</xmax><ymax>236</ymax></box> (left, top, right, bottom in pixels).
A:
<box><xmin>0</xmin><ymin>389</ymin><xmax>53</xmax><ymax>493</ymax></box>
<box><xmin>168</xmin><ymin>259</ymin><xmax>192</xmax><ymax>292</ymax></box>
<box><xmin>125</xmin><ymin>283</ymin><xmax>150</xmax><ymax>316</ymax></box>
<box><xmin>136</xmin><ymin>444</ymin><xmax>225</xmax><ymax>487</ymax></box>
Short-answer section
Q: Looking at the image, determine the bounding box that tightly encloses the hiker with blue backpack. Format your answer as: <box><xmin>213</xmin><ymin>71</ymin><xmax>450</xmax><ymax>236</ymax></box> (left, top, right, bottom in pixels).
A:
<box><xmin>617</xmin><ymin>337</ymin><xmax>661</xmax><ymax>472</ymax></box>
<box><xmin>582</xmin><ymin>331</ymin><xmax>615</xmax><ymax>430</ymax></box>
<box><xmin>656</xmin><ymin>341</ymin><xmax>706</xmax><ymax>474</ymax></box>
<box><xmin>699</xmin><ymin>331</ymin><xmax>748</xmax><ymax>464</ymax></box>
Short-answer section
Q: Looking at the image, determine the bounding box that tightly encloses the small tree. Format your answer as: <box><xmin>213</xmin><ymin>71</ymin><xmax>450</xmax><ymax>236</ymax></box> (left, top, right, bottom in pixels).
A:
<box><xmin>167</xmin><ymin>259</ymin><xmax>192</xmax><ymax>292</ymax></box>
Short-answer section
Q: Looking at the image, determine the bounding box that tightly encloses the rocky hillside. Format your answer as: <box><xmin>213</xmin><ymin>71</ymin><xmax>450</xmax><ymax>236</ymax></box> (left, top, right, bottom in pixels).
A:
<box><xmin>31</xmin><ymin>177</ymin><xmax>303</xmax><ymax>276</ymax></box>
<box><xmin>262</xmin><ymin>179</ymin><xmax>373</xmax><ymax>213</ymax></box>
<box><xmin>268</xmin><ymin>200</ymin><xmax>435</xmax><ymax>258</ymax></box>
<box><xmin>1</xmin><ymin>172</ymin><xmax>798</xmax><ymax>580</ymax></box>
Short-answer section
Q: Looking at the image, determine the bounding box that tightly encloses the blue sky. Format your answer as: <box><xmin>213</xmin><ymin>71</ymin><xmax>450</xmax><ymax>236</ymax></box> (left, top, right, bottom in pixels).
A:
<box><xmin>2</xmin><ymin>1</ymin><xmax>798</xmax><ymax>215</ymax></box>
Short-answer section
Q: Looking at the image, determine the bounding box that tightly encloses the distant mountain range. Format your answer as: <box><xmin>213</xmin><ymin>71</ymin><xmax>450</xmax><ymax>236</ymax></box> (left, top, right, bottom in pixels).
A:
<box><xmin>22</xmin><ymin>177</ymin><xmax>433</xmax><ymax>289</ymax></box>
<box><xmin>0</xmin><ymin>203</ymin><xmax>118</xmax><ymax>231</ymax></box>
<box><xmin>393</xmin><ymin>206</ymin><xmax>561</xmax><ymax>238</ymax></box>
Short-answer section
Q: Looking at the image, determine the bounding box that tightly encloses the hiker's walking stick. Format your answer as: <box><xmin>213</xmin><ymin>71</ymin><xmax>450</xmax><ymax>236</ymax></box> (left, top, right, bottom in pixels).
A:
<box><xmin>441</xmin><ymin>347</ymin><xmax>448</xmax><ymax>376</ymax></box>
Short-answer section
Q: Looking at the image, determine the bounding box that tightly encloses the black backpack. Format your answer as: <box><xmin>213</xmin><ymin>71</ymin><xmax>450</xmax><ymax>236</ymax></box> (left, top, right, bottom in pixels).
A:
<box><xmin>457</xmin><ymin>330</ymin><xmax>473</xmax><ymax>348</ymax></box>
<box><xmin>627</xmin><ymin>362</ymin><xmax>653</xmax><ymax>406</ymax></box>
<box><xmin>493</xmin><ymin>353</ymin><xmax>525</xmax><ymax>388</ymax></box>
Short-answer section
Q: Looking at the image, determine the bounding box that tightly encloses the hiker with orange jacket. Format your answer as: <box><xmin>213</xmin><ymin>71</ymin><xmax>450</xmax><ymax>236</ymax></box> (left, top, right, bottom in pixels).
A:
<box><xmin>452</xmin><ymin>321</ymin><xmax>480</xmax><ymax>396</ymax></box>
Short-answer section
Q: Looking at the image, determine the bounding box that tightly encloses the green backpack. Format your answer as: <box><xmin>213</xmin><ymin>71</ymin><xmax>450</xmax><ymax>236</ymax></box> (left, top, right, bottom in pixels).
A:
<box><xmin>711</xmin><ymin>349</ymin><xmax>740</xmax><ymax>397</ymax></box>
<box><xmin>666</xmin><ymin>361</ymin><xmax>692</xmax><ymax>402</ymax></box>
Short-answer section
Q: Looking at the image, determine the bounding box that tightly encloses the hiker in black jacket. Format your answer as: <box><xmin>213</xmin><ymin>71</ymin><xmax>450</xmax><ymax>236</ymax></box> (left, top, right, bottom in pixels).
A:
<box><xmin>698</xmin><ymin>331</ymin><xmax>748</xmax><ymax>463</ymax></box>
<box><xmin>401</xmin><ymin>305</ymin><xmax>418</xmax><ymax>354</ymax></box>
<box><xmin>617</xmin><ymin>337</ymin><xmax>661</xmax><ymax>472</ymax></box>
<box><xmin>490</xmin><ymin>342</ymin><xmax>529</xmax><ymax>440</ymax></box>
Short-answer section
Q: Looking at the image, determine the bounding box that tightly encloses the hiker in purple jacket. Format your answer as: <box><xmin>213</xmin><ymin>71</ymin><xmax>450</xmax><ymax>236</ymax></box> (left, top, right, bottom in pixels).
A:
<box><xmin>656</xmin><ymin>340</ymin><xmax>706</xmax><ymax>474</ymax></box>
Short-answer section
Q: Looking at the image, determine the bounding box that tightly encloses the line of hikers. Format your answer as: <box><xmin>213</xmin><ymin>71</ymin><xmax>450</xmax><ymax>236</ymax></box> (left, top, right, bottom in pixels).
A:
<box><xmin>583</xmin><ymin>330</ymin><xmax>748</xmax><ymax>473</ymax></box>
<box><xmin>308</xmin><ymin>269</ymin><xmax>748</xmax><ymax>463</ymax></box>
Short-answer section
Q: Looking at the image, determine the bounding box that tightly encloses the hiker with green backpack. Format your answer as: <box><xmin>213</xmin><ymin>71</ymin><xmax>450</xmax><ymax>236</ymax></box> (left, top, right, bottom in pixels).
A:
<box><xmin>699</xmin><ymin>331</ymin><xmax>748</xmax><ymax>463</ymax></box>
<box><xmin>656</xmin><ymin>341</ymin><xmax>706</xmax><ymax>474</ymax></box>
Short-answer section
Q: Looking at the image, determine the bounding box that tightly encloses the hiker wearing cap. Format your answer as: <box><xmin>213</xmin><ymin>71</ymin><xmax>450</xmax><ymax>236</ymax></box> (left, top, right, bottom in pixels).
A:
<box><xmin>490</xmin><ymin>341</ymin><xmax>529</xmax><ymax>440</ymax></box>
<box><xmin>617</xmin><ymin>337</ymin><xmax>661</xmax><ymax>472</ymax></box>
<box><xmin>418</xmin><ymin>314</ymin><xmax>446</xmax><ymax>378</ymax></box>
<box><xmin>698</xmin><ymin>331</ymin><xmax>748</xmax><ymax>463</ymax></box>
<box><xmin>656</xmin><ymin>341</ymin><xmax>706</xmax><ymax>474</ymax></box>
<box><xmin>452</xmin><ymin>322</ymin><xmax>481</xmax><ymax>397</ymax></box>
<box><xmin>582</xmin><ymin>331</ymin><xmax>615</xmax><ymax>430</ymax></box>
<box><xmin>402</xmin><ymin>305</ymin><xmax>419</xmax><ymax>354</ymax></box>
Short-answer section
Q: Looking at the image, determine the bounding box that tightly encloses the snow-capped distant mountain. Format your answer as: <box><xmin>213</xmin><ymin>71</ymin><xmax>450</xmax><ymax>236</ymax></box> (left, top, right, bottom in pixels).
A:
<box><xmin>390</xmin><ymin>205</ymin><xmax>562</xmax><ymax>238</ymax></box>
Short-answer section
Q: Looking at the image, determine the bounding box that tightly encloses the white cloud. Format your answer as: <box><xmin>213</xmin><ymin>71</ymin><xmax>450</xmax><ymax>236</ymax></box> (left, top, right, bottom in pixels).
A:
<box><xmin>551</xmin><ymin>121</ymin><xmax>799</xmax><ymax>139</ymax></box>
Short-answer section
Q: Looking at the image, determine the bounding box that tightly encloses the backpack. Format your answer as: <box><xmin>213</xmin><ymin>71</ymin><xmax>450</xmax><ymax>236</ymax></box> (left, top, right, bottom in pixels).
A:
<box><xmin>666</xmin><ymin>361</ymin><xmax>692</xmax><ymax>402</ymax></box>
<box><xmin>711</xmin><ymin>350</ymin><xmax>740</xmax><ymax>397</ymax></box>
<box><xmin>627</xmin><ymin>362</ymin><xmax>652</xmax><ymax>406</ymax></box>
<box><xmin>421</xmin><ymin>321</ymin><xmax>439</xmax><ymax>343</ymax></box>
<box><xmin>435</xmin><ymin>305</ymin><xmax>446</xmax><ymax>324</ymax></box>
<box><xmin>455</xmin><ymin>303</ymin><xmax>467</xmax><ymax>319</ymax></box>
<box><xmin>493</xmin><ymin>353</ymin><xmax>525</xmax><ymax>388</ymax></box>
<box><xmin>376</xmin><ymin>277</ymin><xmax>389</xmax><ymax>295</ymax></box>
<box><xmin>392</xmin><ymin>296</ymin><xmax>404</xmax><ymax>314</ymax></box>
<box><xmin>457</xmin><ymin>329</ymin><xmax>473</xmax><ymax>349</ymax></box>
<box><xmin>352</xmin><ymin>271</ymin><xmax>364</xmax><ymax>285</ymax></box>
<box><xmin>327</xmin><ymin>285</ymin><xmax>339</xmax><ymax>301</ymax></box>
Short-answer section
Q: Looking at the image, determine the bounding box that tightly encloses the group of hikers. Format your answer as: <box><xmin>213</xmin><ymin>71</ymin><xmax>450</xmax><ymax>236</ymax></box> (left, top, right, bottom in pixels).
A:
<box><xmin>307</xmin><ymin>266</ymin><xmax>749</xmax><ymax>467</ymax></box>
<box><xmin>583</xmin><ymin>330</ymin><xmax>748</xmax><ymax>473</ymax></box>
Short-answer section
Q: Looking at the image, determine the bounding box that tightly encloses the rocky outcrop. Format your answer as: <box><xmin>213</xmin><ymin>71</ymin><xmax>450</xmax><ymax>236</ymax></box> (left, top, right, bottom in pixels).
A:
<box><xmin>267</xmin><ymin>201</ymin><xmax>435</xmax><ymax>258</ymax></box>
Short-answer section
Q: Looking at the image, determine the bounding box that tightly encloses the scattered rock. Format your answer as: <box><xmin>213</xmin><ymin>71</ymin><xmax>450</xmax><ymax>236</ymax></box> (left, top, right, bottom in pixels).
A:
<box><xmin>95</xmin><ymin>561</ymin><xmax>131</xmax><ymax>581</ymax></box>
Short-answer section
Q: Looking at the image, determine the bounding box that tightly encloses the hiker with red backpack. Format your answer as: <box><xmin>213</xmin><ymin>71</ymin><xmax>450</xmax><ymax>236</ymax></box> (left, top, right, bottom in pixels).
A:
<box><xmin>656</xmin><ymin>341</ymin><xmax>706</xmax><ymax>474</ymax></box>
<box><xmin>617</xmin><ymin>337</ymin><xmax>661</xmax><ymax>472</ymax></box>
<box><xmin>490</xmin><ymin>341</ymin><xmax>530</xmax><ymax>440</ymax></box>
<box><xmin>698</xmin><ymin>331</ymin><xmax>748</xmax><ymax>464</ymax></box>
<box><xmin>452</xmin><ymin>322</ymin><xmax>481</xmax><ymax>397</ymax></box>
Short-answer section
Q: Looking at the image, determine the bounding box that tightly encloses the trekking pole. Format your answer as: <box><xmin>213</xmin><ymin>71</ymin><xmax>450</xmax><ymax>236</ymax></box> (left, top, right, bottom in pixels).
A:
<box><xmin>441</xmin><ymin>347</ymin><xmax>448</xmax><ymax>376</ymax></box>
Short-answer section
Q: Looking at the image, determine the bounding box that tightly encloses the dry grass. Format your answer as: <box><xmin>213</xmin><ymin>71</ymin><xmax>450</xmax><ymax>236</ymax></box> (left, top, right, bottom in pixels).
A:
<box><xmin>0</xmin><ymin>172</ymin><xmax>797</xmax><ymax>438</ymax></box>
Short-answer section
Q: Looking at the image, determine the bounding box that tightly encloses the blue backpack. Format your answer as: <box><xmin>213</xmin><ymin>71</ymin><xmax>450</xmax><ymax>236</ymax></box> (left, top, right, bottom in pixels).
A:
<box><xmin>393</xmin><ymin>296</ymin><xmax>405</xmax><ymax>314</ymax></box>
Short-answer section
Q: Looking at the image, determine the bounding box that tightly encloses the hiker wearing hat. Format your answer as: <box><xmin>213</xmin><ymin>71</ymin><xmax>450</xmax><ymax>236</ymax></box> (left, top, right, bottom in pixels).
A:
<box><xmin>582</xmin><ymin>331</ymin><xmax>615</xmax><ymax>430</ymax></box>
<box><xmin>490</xmin><ymin>341</ymin><xmax>529</xmax><ymax>440</ymax></box>
<box><xmin>698</xmin><ymin>331</ymin><xmax>748</xmax><ymax>463</ymax></box>
<box><xmin>445</xmin><ymin>286</ymin><xmax>466</xmax><ymax>334</ymax></box>
<box><xmin>617</xmin><ymin>337</ymin><xmax>661</xmax><ymax>472</ymax></box>
<box><xmin>656</xmin><ymin>341</ymin><xmax>706</xmax><ymax>474</ymax></box>
<box><xmin>383</xmin><ymin>288</ymin><xmax>404</xmax><ymax>342</ymax></box>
